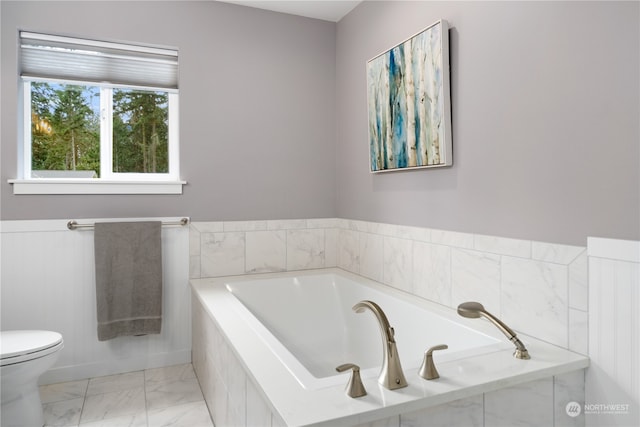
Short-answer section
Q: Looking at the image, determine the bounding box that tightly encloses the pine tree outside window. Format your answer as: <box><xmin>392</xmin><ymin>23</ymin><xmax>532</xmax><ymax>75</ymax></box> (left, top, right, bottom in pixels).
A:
<box><xmin>11</xmin><ymin>32</ymin><xmax>183</xmax><ymax>194</ymax></box>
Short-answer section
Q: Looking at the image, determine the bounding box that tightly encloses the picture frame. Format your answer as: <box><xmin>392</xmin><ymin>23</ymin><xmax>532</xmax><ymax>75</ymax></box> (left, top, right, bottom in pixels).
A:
<box><xmin>367</xmin><ymin>19</ymin><xmax>452</xmax><ymax>173</ymax></box>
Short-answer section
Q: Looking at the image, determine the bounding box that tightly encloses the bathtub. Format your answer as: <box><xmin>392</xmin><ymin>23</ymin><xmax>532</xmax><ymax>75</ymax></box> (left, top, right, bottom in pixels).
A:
<box><xmin>191</xmin><ymin>268</ymin><xmax>589</xmax><ymax>426</ymax></box>
<box><xmin>225</xmin><ymin>271</ymin><xmax>507</xmax><ymax>390</ymax></box>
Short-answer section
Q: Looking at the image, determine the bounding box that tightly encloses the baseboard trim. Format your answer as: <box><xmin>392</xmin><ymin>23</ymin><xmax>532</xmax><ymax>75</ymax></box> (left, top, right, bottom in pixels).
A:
<box><xmin>39</xmin><ymin>349</ymin><xmax>192</xmax><ymax>385</ymax></box>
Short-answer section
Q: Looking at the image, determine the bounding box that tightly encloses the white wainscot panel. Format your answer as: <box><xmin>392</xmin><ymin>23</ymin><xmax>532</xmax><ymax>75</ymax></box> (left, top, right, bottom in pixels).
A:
<box><xmin>587</xmin><ymin>254</ymin><xmax>639</xmax><ymax>427</ymax></box>
<box><xmin>0</xmin><ymin>221</ymin><xmax>191</xmax><ymax>384</ymax></box>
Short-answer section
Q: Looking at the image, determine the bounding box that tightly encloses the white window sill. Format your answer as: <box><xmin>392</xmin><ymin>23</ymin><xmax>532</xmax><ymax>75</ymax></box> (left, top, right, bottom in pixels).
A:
<box><xmin>8</xmin><ymin>179</ymin><xmax>186</xmax><ymax>195</ymax></box>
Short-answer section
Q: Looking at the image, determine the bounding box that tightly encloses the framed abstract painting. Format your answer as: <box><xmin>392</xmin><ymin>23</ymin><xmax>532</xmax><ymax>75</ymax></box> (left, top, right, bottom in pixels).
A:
<box><xmin>367</xmin><ymin>19</ymin><xmax>452</xmax><ymax>172</ymax></box>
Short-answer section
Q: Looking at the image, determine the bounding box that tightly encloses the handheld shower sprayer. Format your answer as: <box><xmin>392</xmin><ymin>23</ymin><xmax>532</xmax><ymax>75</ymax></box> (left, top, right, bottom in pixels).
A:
<box><xmin>457</xmin><ymin>302</ymin><xmax>530</xmax><ymax>360</ymax></box>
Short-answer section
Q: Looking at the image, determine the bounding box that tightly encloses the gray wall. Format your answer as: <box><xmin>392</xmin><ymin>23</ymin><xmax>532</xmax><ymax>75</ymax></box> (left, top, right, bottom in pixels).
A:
<box><xmin>3</xmin><ymin>1</ymin><xmax>639</xmax><ymax>246</ymax></box>
<box><xmin>336</xmin><ymin>1</ymin><xmax>639</xmax><ymax>246</ymax></box>
<box><xmin>0</xmin><ymin>1</ymin><xmax>336</xmax><ymax>221</ymax></box>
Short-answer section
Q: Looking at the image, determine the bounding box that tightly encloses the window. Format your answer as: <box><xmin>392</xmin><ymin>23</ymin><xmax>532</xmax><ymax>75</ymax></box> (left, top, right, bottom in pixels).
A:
<box><xmin>10</xmin><ymin>32</ymin><xmax>183</xmax><ymax>194</ymax></box>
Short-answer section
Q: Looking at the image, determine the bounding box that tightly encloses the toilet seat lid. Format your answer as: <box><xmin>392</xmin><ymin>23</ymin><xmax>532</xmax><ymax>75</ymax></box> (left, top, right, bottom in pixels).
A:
<box><xmin>1</xmin><ymin>330</ymin><xmax>63</xmax><ymax>361</ymax></box>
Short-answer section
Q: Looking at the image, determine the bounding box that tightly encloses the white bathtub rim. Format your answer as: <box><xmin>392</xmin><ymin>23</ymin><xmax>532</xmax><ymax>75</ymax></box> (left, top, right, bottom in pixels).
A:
<box><xmin>205</xmin><ymin>268</ymin><xmax>513</xmax><ymax>392</ymax></box>
<box><xmin>191</xmin><ymin>268</ymin><xmax>589</xmax><ymax>427</ymax></box>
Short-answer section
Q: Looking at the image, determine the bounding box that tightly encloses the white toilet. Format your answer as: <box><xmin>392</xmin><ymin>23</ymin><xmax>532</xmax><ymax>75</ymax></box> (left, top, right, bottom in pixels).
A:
<box><xmin>1</xmin><ymin>330</ymin><xmax>64</xmax><ymax>427</ymax></box>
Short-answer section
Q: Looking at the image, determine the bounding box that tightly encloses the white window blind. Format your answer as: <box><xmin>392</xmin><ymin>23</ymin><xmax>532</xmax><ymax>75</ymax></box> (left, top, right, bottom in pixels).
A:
<box><xmin>19</xmin><ymin>31</ymin><xmax>178</xmax><ymax>89</ymax></box>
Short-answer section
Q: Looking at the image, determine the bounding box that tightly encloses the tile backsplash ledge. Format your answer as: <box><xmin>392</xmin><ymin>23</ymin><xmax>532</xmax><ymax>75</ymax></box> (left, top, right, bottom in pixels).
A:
<box><xmin>190</xmin><ymin>218</ymin><xmax>588</xmax><ymax>354</ymax></box>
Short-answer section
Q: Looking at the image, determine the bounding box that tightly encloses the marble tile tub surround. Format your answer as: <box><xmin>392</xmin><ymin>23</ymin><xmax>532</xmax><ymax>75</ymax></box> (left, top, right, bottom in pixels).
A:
<box><xmin>191</xmin><ymin>274</ymin><xmax>587</xmax><ymax>427</ymax></box>
<box><xmin>190</xmin><ymin>218</ymin><xmax>588</xmax><ymax>353</ymax></box>
<box><xmin>190</xmin><ymin>219</ymin><xmax>339</xmax><ymax>278</ymax></box>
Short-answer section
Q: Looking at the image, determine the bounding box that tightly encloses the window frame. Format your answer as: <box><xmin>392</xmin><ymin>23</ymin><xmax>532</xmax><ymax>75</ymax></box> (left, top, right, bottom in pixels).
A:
<box><xmin>10</xmin><ymin>32</ymin><xmax>184</xmax><ymax>195</ymax></box>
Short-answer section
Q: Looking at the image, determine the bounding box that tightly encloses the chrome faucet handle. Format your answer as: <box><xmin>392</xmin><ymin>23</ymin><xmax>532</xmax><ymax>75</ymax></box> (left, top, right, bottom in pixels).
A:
<box><xmin>336</xmin><ymin>363</ymin><xmax>367</xmax><ymax>398</ymax></box>
<box><xmin>419</xmin><ymin>344</ymin><xmax>448</xmax><ymax>380</ymax></box>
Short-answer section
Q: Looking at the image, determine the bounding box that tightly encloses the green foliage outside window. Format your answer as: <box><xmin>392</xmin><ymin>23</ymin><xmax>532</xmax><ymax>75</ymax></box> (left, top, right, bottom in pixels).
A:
<box><xmin>31</xmin><ymin>82</ymin><xmax>100</xmax><ymax>175</ymax></box>
<box><xmin>113</xmin><ymin>89</ymin><xmax>169</xmax><ymax>174</ymax></box>
<box><xmin>31</xmin><ymin>82</ymin><xmax>169</xmax><ymax>177</ymax></box>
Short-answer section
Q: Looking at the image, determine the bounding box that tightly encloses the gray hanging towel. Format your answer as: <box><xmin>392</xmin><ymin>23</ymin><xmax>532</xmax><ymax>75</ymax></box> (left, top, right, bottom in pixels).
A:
<box><xmin>94</xmin><ymin>221</ymin><xmax>163</xmax><ymax>341</ymax></box>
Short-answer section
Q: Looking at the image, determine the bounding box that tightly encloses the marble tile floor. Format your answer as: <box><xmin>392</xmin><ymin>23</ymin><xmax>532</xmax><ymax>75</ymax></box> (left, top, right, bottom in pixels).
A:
<box><xmin>39</xmin><ymin>363</ymin><xmax>214</xmax><ymax>427</ymax></box>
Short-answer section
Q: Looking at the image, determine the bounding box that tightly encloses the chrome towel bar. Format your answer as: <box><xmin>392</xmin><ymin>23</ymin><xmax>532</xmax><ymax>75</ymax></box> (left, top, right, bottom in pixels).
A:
<box><xmin>67</xmin><ymin>218</ymin><xmax>189</xmax><ymax>230</ymax></box>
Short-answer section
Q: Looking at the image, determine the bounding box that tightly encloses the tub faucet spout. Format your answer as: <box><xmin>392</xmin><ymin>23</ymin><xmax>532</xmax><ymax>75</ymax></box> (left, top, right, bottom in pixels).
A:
<box><xmin>353</xmin><ymin>300</ymin><xmax>408</xmax><ymax>390</ymax></box>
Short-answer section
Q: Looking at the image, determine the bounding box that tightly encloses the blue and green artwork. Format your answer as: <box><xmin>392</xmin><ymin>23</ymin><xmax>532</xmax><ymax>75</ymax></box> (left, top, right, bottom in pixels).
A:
<box><xmin>367</xmin><ymin>20</ymin><xmax>451</xmax><ymax>172</ymax></box>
